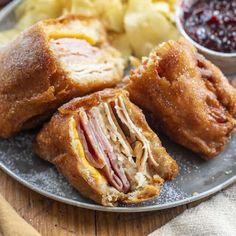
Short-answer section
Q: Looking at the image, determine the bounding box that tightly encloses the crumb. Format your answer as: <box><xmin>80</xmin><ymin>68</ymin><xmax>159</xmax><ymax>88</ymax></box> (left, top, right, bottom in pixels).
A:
<box><xmin>225</xmin><ymin>170</ymin><xmax>233</xmax><ymax>175</ymax></box>
<box><xmin>192</xmin><ymin>192</ymin><xmax>199</xmax><ymax>196</ymax></box>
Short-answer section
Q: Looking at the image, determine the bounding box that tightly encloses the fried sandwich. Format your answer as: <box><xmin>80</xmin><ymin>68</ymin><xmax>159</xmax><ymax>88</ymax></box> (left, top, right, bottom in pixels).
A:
<box><xmin>126</xmin><ymin>38</ymin><xmax>236</xmax><ymax>159</ymax></box>
<box><xmin>0</xmin><ymin>15</ymin><xmax>124</xmax><ymax>138</ymax></box>
<box><xmin>35</xmin><ymin>89</ymin><xmax>178</xmax><ymax>206</ymax></box>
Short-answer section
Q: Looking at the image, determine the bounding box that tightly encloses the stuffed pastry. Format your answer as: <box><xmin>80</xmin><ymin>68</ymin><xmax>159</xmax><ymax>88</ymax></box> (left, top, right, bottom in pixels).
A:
<box><xmin>35</xmin><ymin>89</ymin><xmax>178</xmax><ymax>206</ymax></box>
<box><xmin>126</xmin><ymin>38</ymin><xmax>236</xmax><ymax>159</ymax></box>
<box><xmin>0</xmin><ymin>15</ymin><xmax>123</xmax><ymax>138</ymax></box>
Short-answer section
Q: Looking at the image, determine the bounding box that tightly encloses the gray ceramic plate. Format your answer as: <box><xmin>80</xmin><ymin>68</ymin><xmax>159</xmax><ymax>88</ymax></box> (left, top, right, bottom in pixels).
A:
<box><xmin>0</xmin><ymin>0</ymin><xmax>235</xmax><ymax>212</ymax></box>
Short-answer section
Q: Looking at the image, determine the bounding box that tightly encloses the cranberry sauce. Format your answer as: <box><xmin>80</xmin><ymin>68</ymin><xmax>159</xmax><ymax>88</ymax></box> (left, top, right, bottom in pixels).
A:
<box><xmin>182</xmin><ymin>0</ymin><xmax>236</xmax><ymax>53</ymax></box>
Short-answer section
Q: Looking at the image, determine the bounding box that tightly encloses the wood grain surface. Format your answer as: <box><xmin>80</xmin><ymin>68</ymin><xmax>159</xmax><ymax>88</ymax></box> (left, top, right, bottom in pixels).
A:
<box><xmin>0</xmin><ymin>169</ymin><xmax>213</xmax><ymax>236</ymax></box>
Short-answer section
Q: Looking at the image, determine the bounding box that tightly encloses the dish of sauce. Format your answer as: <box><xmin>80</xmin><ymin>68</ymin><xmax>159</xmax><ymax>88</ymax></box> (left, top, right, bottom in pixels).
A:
<box><xmin>182</xmin><ymin>0</ymin><xmax>236</xmax><ymax>53</ymax></box>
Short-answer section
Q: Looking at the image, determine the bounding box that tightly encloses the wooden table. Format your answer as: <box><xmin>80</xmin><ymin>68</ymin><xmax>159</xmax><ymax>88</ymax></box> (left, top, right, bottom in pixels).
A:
<box><xmin>0</xmin><ymin>169</ymin><xmax>212</xmax><ymax>236</ymax></box>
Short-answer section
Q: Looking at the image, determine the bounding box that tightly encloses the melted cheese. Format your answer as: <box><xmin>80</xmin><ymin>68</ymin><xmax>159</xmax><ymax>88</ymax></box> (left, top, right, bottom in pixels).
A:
<box><xmin>69</xmin><ymin>117</ymin><xmax>105</xmax><ymax>182</ymax></box>
<box><xmin>48</xmin><ymin>31</ymin><xmax>96</xmax><ymax>45</ymax></box>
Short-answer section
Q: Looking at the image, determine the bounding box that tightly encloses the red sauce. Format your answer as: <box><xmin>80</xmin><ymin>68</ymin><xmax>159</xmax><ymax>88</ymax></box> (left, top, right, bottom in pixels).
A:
<box><xmin>182</xmin><ymin>0</ymin><xmax>236</xmax><ymax>53</ymax></box>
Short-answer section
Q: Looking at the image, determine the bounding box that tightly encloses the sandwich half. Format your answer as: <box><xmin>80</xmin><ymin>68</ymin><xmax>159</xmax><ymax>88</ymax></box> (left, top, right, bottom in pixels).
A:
<box><xmin>35</xmin><ymin>89</ymin><xmax>178</xmax><ymax>206</ymax></box>
<box><xmin>0</xmin><ymin>14</ymin><xmax>123</xmax><ymax>138</ymax></box>
<box><xmin>126</xmin><ymin>38</ymin><xmax>236</xmax><ymax>159</ymax></box>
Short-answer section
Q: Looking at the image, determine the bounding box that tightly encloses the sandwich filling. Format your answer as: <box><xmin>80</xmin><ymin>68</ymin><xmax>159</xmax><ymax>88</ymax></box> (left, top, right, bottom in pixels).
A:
<box><xmin>75</xmin><ymin>96</ymin><xmax>160</xmax><ymax>193</ymax></box>
<box><xmin>43</xmin><ymin>17</ymin><xmax>123</xmax><ymax>97</ymax></box>
<box><xmin>49</xmin><ymin>37</ymin><xmax>123</xmax><ymax>88</ymax></box>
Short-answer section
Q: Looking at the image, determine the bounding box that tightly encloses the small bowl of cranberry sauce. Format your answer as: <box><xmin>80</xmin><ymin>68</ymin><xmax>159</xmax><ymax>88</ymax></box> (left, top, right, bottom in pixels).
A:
<box><xmin>176</xmin><ymin>0</ymin><xmax>236</xmax><ymax>75</ymax></box>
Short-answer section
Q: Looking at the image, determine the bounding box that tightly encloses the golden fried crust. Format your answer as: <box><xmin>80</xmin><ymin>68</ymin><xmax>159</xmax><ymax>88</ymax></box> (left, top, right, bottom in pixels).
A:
<box><xmin>0</xmin><ymin>15</ymin><xmax>123</xmax><ymax>138</ymax></box>
<box><xmin>126</xmin><ymin>38</ymin><xmax>236</xmax><ymax>159</ymax></box>
<box><xmin>35</xmin><ymin>114</ymin><xmax>119</xmax><ymax>206</ymax></box>
<box><xmin>0</xmin><ymin>24</ymin><xmax>57</xmax><ymax>138</ymax></box>
<box><xmin>58</xmin><ymin>89</ymin><xmax>129</xmax><ymax>114</ymax></box>
<box><xmin>35</xmin><ymin>89</ymin><xmax>176</xmax><ymax>205</ymax></box>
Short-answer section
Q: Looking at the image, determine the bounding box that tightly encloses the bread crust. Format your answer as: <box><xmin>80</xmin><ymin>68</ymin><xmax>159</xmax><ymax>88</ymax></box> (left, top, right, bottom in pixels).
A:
<box><xmin>35</xmin><ymin>89</ymin><xmax>178</xmax><ymax>206</ymax></box>
<box><xmin>0</xmin><ymin>15</ymin><xmax>123</xmax><ymax>138</ymax></box>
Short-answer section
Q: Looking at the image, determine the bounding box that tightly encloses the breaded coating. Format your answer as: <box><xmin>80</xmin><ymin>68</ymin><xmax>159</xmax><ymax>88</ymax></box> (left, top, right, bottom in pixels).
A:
<box><xmin>126</xmin><ymin>38</ymin><xmax>236</xmax><ymax>159</ymax></box>
<box><xmin>0</xmin><ymin>15</ymin><xmax>123</xmax><ymax>138</ymax></box>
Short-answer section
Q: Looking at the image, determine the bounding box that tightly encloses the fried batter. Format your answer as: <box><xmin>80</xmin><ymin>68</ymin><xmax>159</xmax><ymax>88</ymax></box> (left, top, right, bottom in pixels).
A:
<box><xmin>0</xmin><ymin>15</ymin><xmax>124</xmax><ymax>138</ymax></box>
<box><xmin>126</xmin><ymin>38</ymin><xmax>236</xmax><ymax>159</ymax></box>
<box><xmin>35</xmin><ymin>89</ymin><xmax>178</xmax><ymax>206</ymax></box>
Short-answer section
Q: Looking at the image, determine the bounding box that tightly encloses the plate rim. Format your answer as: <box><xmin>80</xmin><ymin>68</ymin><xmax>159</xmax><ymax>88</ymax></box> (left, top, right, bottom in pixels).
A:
<box><xmin>0</xmin><ymin>0</ymin><xmax>21</xmax><ymax>23</ymax></box>
<box><xmin>0</xmin><ymin>0</ymin><xmax>235</xmax><ymax>213</ymax></box>
<box><xmin>1</xmin><ymin>162</ymin><xmax>235</xmax><ymax>212</ymax></box>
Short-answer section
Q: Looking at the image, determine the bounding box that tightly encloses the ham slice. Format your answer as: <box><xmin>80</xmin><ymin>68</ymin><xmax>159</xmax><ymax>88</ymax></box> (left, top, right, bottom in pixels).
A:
<box><xmin>89</xmin><ymin>111</ymin><xmax>130</xmax><ymax>193</ymax></box>
<box><xmin>76</xmin><ymin>122</ymin><xmax>104</xmax><ymax>169</ymax></box>
<box><xmin>78</xmin><ymin>110</ymin><xmax>124</xmax><ymax>192</ymax></box>
<box><xmin>77</xmin><ymin>95</ymin><xmax>157</xmax><ymax>193</ymax></box>
<box><xmin>78</xmin><ymin>110</ymin><xmax>105</xmax><ymax>169</ymax></box>
<box><xmin>92</xmin><ymin>105</ymin><xmax>138</xmax><ymax>191</ymax></box>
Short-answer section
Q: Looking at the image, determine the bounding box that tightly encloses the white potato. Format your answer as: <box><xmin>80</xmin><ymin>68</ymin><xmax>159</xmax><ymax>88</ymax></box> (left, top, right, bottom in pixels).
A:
<box><xmin>0</xmin><ymin>0</ymin><xmax>179</xmax><ymax>59</ymax></box>
<box><xmin>93</xmin><ymin>0</ymin><xmax>125</xmax><ymax>32</ymax></box>
<box><xmin>124</xmin><ymin>0</ymin><xmax>179</xmax><ymax>57</ymax></box>
<box><xmin>109</xmin><ymin>33</ymin><xmax>132</xmax><ymax>65</ymax></box>
<box><xmin>0</xmin><ymin>29</ymin><xmax>20</xmax><ymax>47</ymax></box>
<box><xmin>14</xmin><ymin>0</ymin><xmax>63</xmax><ymax>31</ymax></box>
<box><xmin>15</xmin><ymin>0</ymin><xmax>62</xmax><ymax>21</ymax></box>
<box><xmin>63</xmin><ymin>0</ymin><xmax>97</xmax><ymax>16</ymax></box>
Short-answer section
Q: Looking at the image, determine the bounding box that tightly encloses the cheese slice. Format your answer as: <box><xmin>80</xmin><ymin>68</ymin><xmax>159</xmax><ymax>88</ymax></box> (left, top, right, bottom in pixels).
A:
<box><xmin>69</xmin><ymin>117</ymin><xmax>105</xmax><ymax>182</ymax></box>
<box><xmin>48</xmin><ymin>31</ymin><xmax>96</xmax><ymax>45</ymax></box>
